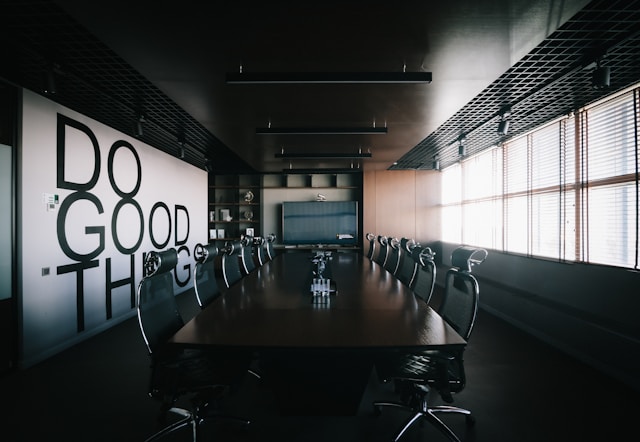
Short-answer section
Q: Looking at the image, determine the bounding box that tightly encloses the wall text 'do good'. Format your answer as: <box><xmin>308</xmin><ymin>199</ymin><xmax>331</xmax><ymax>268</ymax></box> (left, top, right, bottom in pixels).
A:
<box><xmin>55</xmin><ymin>113</ymin><xmax>193</xmax><ymax>332</ymax></box>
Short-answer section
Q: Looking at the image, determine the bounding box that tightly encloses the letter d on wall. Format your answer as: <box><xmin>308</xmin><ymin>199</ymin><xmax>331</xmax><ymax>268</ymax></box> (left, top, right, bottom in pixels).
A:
<box><xmin>57</xmin><ymin>113</ymin><xmax>101</xmax><ymax>191</ymax></box>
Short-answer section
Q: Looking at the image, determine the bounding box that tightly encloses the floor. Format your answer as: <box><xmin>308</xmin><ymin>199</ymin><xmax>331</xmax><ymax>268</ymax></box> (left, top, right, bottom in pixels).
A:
<box><xmin>1</xmin><ymin>288</ymin><xmax>639</xmax><ymax>442</ymax></box>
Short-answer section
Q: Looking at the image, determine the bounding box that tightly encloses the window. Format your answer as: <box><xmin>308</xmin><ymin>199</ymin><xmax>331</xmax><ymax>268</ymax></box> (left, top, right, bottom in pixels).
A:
<box><xmin>581</xmin><ymin>92</ymin><xmax>638</xmax><ymax>268</ymax></box>
<box><xmin>441</xmin><ymin>85</ymin><xmax>639</xmax><ymax>270</ymax></box>
<box><xmin>462</xmin><ymin>148</ymin><xmax>502</xmax><ymax>249</ymax></box>
<box><xmin>441</xmin><ymin>163</ymin><xmax>462</xmax><ymax>244</ymax></box>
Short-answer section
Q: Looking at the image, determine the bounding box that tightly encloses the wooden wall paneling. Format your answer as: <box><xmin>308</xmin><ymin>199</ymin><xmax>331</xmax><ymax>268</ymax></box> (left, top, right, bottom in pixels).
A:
<box><xmin>373</xmin><ymin>170</ymin><xmax>416</xmax><ymax>240</ymax></box>
<box><xmin>362</xmin><ymin>171</ymin><xmax>377</xmax><ymax>245</ymax></box>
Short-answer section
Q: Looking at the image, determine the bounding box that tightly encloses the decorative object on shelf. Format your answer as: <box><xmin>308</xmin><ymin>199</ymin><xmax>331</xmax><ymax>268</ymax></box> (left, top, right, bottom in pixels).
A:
<box><xmin>217</xmin><ymin>229</ymin><xmax>225</xmax><ymax>239</ymax></box>
<box><xmin>316</xmin><ymin>193</ymin><xmax>326</xmax><ymax>201</ymax></box>
<box><xmin>209</xmin><ymin>229</ymin><xmax>217</xmax><ymax>240</ymax></box>
<box><xmin>244</xmin><ymin>210</ymin><xmax>254</xmax><ymax>221</ymax></box>
<box><xmin>244</xmin><ymin>190</ymin><xmax>254</xmax><ymax>202</ymax></box>
<box><xmin>246</xmin><ymin>227</ymin><xmax>254</xmax><ymax>236</ymax></box>
<box><xmin>209</xmin><ymin>210</ymin><xmax>215</xmax><ymax>222</ymax></box>
<box><xmin>220</xmin><ymin>208</ymin><xmax>232</xmax><ymax>221</ymax></box>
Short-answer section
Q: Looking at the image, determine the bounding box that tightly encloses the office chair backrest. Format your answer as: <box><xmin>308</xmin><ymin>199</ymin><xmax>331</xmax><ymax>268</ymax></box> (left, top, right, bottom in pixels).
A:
<box><xmin>137</xmin><ymin>248</ymin><xmax>183</xmax><ymax>355</ymax></box>
<box><xmin>396</xmin><ymin>237</ymin><xmax>418</xmax><ymax>286</ymax></box>
<box><xmin>373</xmin><ymin>235</ymin><xmax>389</xmax><ymax>266</ymax></box>
<box><xmin>221</xmin><ymin>240</ymin><xmax>243</xmax><ymax>288</ymax></box>
<box><xmin>193</xmin><ymin>243</ymin><xmax>221</xmax><ymax>309</ymax></box>
<box><xmin>240</xmin><ymin>235</ymin><xmax>257</xmax><ymax>274</ymax></box>
<box><xmin>254</xmin><ymin>236</ymin><xmax>267</xmax><ymax>266</ymax></box>
<box><xmin>384</xmin><ymin>237</ymin><xmax>401</xmax><ymax>275</ymax></box>
<box><xmin>365</xmin><ymin>232</ymin><xmax>376</xmax><ymax>260</ymax></box>
<box><xmin>265</xmin><ymin>233</ymin><xmax>277</xmax><ymax>261</ymax></box>
<box><xmin>410</xmin><ymin>246</ymin><xmax>436</xmax><ymax>304</ymax></box>
<box><xmin>439</xmin><ymin>246</ymin><xmax>487</xmax><ymax>340</ymax></box>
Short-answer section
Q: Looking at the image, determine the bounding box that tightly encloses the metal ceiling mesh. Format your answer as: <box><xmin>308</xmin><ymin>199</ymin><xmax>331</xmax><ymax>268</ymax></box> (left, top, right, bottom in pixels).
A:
<box><xmin>391</xmin><ymin>0</ymin><xmax>640</xmax><ymax>170</ymax></box>
<box><xmin>1</xmin><ymin>0</ymin><xmax>252</xmax><ymax>173</ymax></box>
<box><xmin>2</xmin><ymin>1</ymin><xmax>640</xmax><ymax>173</ymax></box>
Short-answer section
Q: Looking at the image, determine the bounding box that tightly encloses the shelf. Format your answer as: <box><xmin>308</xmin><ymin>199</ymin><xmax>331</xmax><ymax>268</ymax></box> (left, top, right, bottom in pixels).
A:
<box><xmin>209</xmin><ymin>202</ymin><xmax>260</xmax><ymax>206</ymax></box>
<box><xmin>209</xmin><ymin>220</ymin><xmax>258</xmax><ymax>224</ymax></box>
<box><xmin>262</xmin><ymin>185</ymin><xmax>358</xmax><ymax>189</ymax></box>
<box><xmin>209</xmin><ymin>185</ymin><xmax>261</xmax><ymax>189</ymax></box>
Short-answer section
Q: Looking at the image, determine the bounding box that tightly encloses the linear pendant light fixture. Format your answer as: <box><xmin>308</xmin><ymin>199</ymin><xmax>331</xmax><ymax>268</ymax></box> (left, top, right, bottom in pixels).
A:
<box><xmin>227</xmin><ymin>71</ymin><xmax>432</xmax><ymax>84</ymax></box>
<box><xmin>275</xmin><ymin>152</ymin><xmax>372</xmax><ymax>159</ymax></box>
<box><xmin>257</xmin><ymin>126</ymin><xmax>387</xmax><ymax>135</ymax></box>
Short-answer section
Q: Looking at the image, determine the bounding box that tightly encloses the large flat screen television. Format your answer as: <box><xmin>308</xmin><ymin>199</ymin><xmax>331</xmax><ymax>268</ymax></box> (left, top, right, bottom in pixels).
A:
<box><xmin>282</xmin><ymin>201</ymin><xmax>358</xmax><ymax>246</ymax></box>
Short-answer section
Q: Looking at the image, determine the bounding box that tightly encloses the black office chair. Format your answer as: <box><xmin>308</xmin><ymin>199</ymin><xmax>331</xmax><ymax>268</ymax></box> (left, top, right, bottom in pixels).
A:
<box><xmin>265</xmin><ymin>233</ymin><xmax>277</xmax><ymax>261</ymax></box>
<box><xmin>137</xmin><ymin>248</ymin><xmax>250</xmax><ymax>441</ymax></box>
<box><xmin>384</xmin><ymin>237</ymin><xmax>401</xmax><ymax>275</ymax></box>
<box><xmin>365</xmin><ymin>232</ymin><xmax>377</xmax><ymax>260</ymax></box>
<box><xmin>396</xmin><ymin>238</ymin><xmax>418</xmax><ymax>286</ymax></box>
<box><xmin>221</xmin><ymin>240</ymin><xmax>243</xmax><ymax>288</ymax></box>
<box><xmin>373</xmin><ymin>246</ymin><xmax>487</xmax><ymax>442</ymax></box>
<box><xmin>373</xmin><ymin>235</ymin><xmax>389</xmax><ymax>267</ymax></box>
<box><xmin>410</xmin><ymin>246</ymin><xmax>436</xmax><ymax>304</ymax></box>
<box><xmin>253</xmin><ymin>236</ymin><xmax>268</xmax><ymax>266</ymax></box>
<box><xmin>239</xmin><ymin>235</ymin><xmax>257</xmax><ymax>275</ymax></box>
<box><xmin>193</xmin><ymin>243</ymin><xmax>221</xmax><ymax>309</ymax></box>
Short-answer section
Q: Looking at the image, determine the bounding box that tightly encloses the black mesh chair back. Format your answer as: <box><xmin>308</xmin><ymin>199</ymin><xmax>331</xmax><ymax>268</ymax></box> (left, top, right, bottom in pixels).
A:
<box><xmin>365</xmin><ymin>233</ymin><xmax>377</xmax><ymax>260</ymax></box>
<box><xmin>240</xmin><ymin>235</ymin><xmax>257</xmax><ymax>275</ymax></box>
<box><xmin>373</xmin><ymin>235</ymin><xmax>389</xmax><ymax>266</ymax></box>
<box><xmin>373</xmin><ymin>246</ymin><xmax>488</xmax><ymax>442</ymax></box>
<box><xmin>137</xmin><ymin>248</ymin><xmax>250</xmax><ymax>441</ymax></box>
<box><xmin>384</xmin><ymin>237</ymin><xmax>401</xmax><ymax>275</ymax></box>
<box><xmin>396</xmin><ymin>238</ymin><xmax>418</xmax><ymax>287</ymax></box>
<box><xmin>253</xmin><ymin>236</ymin><xmax>267</xmax><ymax>266</ymax></box>
<box><xmin>410</xmin><ymin>246</ymin><xmax>436</xmax><ymax>304</ymax></box>
<box><xmin>193</xmin><ymin>243</ymin><xmax>221</xmax><ymax>309</ymax></box>
<box><xmin>221</xmin><ymin>240</ymin><xmax>243</xmax><ymax>288</ymax></box>
<box><xmin>440</xmin><ymin>246</ymin><xmax>487</xmax><ymax>340</ymax></box>
<box><xmin>265</xmin><ymin>233</ymin><xmax>277</xmax><ymax>261</ymax></box>
<box><xmin>137</xmin><ymin>248</ymin><xmax>183</xmax><ymax>355</ymax></box>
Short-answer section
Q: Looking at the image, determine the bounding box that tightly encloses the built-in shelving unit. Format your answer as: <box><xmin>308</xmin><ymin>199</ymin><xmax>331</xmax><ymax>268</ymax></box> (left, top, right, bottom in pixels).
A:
<box><xmin>262</xmin><ymin>173</ymin><xmax>360</xmax><ymax>189</ymax></box>
<box><xmin>208</xmin><ymin>174</ymin><xmax>261</xmax><ymax>243</ymax></box>
<box><xmin>207</xmin><ymin>172</ymin><xmax>363</xmax><ymax>249</ymax></box>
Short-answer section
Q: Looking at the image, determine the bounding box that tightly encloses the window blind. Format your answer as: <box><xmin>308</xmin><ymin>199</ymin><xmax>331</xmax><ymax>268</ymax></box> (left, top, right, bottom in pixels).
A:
<box><xmin>441</xmin><ymin>83</ymin><xmax>639</xmax><ymax>270</ymax></box>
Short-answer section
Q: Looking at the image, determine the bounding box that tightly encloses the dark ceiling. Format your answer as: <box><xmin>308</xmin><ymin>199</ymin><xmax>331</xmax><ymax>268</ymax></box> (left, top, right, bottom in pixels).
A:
<box><xmin>3</xmin><ymin>0</ymin><xmax>640</xmax><ymax>174</ymax></box>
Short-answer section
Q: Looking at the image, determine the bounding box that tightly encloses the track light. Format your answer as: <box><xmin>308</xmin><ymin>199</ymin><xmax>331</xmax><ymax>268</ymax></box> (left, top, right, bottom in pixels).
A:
<box><xmin>591</xmin><ymin>61</ymin><xmax>610</xmax><ymax>90</ymax></box>
<box><xmin>497</xmin><ymin>107</ymin><xmax>511</xmax><ymax>136</ymax></box>
<box><xmin>456</xmin><ymin>134</ymin><xmax>467</xmax><ymax>156</ymax></box>
<box><xmin>43</xmin><ymin>64</ymin><xmax>57</xmax><ymax>95</ymax></box>
<box><xmin>432</xmin><ymin>159</ymin><xmax>440</xmax><ymax>171</ymax></box>
<box><xmin>134</xmin><ymin>114</ymin><xmax>145</xmax><ymax>138</ymax></box>
<box><xmin>497</xmin><ymin>119</ymin><xmax>510</xmax><ymax>136</ymax></box>
<box><xmin>177</xmin><ymin>133</ymin><xmax>186</xmax><ymax>159</ymax></box>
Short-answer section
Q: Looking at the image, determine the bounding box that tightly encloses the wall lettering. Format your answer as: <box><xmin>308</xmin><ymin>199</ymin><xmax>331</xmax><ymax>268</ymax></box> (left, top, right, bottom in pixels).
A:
<box><xmin>54</xmin><ymin>113</ymin><xmax>193</xmax><ymax>332</ymax></box>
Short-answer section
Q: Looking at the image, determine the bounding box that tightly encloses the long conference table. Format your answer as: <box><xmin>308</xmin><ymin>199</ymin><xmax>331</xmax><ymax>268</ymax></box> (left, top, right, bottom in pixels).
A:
<box><xmin>168</xmin><ymin>250</ymin><xmax>466</xmax><ymax>415</ymax></box>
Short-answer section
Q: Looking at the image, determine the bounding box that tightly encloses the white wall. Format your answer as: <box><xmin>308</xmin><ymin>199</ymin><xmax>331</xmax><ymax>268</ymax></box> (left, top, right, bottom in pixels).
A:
<box><xmin>0</xmin><ymin>144</ymin><xmax>11</xmax><ymax>301</ymax></box>
<box><xmin>18</xmin><ymin>90</ymin><xmax>208</xmax><ymax>367</ymax></box>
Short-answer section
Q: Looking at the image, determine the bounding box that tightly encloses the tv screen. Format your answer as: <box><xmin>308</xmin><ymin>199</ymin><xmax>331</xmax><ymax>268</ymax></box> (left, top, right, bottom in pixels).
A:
<box><xmin>282</xmin><ymin>201</ymin><xmax>358</xmax><ymax>246</ymax></box>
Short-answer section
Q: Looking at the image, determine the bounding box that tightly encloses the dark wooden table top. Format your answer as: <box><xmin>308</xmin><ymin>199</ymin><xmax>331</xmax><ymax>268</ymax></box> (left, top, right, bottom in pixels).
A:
<box><xmin>168</xmin><ymin>251</ymin><xmax>466</xmax><ymax>351</ymax></box>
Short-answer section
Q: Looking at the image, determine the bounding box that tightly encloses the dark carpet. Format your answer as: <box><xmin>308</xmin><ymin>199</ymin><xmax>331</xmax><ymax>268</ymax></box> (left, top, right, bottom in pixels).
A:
<box><xmin>1</xmin><ymin>288</ymin><xmax>639</xmax><ymax>442</ymax></box>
